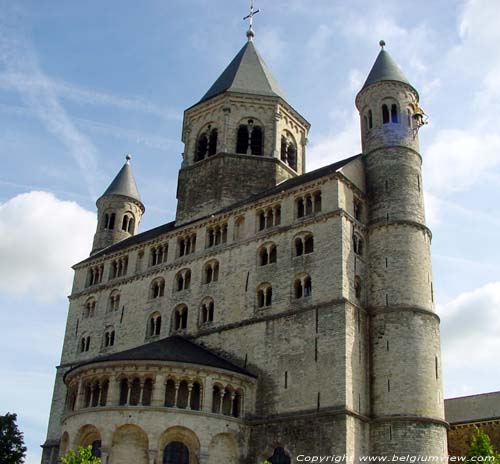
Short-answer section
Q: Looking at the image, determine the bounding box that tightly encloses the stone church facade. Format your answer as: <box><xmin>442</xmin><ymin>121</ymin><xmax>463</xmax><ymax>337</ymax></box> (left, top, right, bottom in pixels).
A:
<box><xmin>41</xmin><ymin>29</ymin><xmax>448</xmax><ymax>464</ymax></box>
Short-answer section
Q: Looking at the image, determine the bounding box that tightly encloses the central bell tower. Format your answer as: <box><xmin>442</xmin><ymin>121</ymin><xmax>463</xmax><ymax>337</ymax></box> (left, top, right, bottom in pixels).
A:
<box><xmin>175</xmin><ymin>27</ymin><xmax>310</xmax><ymax>225</ymax></box>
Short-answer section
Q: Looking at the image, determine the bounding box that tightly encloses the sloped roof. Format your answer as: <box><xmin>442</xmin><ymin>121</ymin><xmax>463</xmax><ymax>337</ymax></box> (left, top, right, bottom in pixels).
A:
<box><xmin>199</xmin><ymin>40</ymin><xmax>287</xmax><ymax>103</ymax></box>
<box><xmin>66</xmin><ymin>336</ymin><xmax>255</xmax><ymax>378</ymax></box>
<box><xmin>100</xmin><ymin>160</ymin><xmax>142</xmax><ymax>204</ymax></box>
<box><xmin>361</xmin><ymin>49</ymin><xmax>413</xmax><ymax>91</ymax></box>
<box><xmin>78</xmin><ymin>154</ymin><xmax>362</xmax><ymax>265</ymax></box>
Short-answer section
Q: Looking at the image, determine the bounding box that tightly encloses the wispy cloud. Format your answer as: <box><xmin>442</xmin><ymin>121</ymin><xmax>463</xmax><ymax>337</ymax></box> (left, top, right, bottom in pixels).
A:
<box><xmin>0</xmin><ymin>6</ymin><xmax>101</xmax><ymax>197</ymax></box>
<box><xmin>0</xmin><ymin>73</ymin><xmax>181</xmax><ymax>121</ymax></box>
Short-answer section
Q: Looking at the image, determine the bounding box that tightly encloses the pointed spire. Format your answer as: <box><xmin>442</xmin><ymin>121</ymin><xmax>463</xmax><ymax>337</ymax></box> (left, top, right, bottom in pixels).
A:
<box><xmin>100</xmin><ymin>155</ymin><xmax>142</xmax><ymax>204</ymax></box>
<box><xmin>360</xmin><ymin>40</ymin><xmax>414</xmax><ymax>92</ymax></box>
<box><xmin>199</xmin><ymin>41</ymin><xmax>286</xmax><ymax>103</ymax></box>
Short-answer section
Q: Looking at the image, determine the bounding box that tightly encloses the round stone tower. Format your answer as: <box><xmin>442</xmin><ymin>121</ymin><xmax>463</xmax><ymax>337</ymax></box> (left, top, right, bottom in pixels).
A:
<box><xmin>355</xmin><ymin>42</ymin><xmax>447</xmax><ymax>457</ymax></box>
<box><xmin>91</xmin><ymin>155</ymin><xmax>145</xmax><ymax>255</ymax></box>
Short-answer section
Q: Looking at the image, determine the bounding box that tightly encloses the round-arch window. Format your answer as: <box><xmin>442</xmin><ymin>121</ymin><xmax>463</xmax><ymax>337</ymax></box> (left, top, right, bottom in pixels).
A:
<box><xmin>163</xmin><ymin>441</ymin><xmax>189</xmax><ymax>464</ymax></box>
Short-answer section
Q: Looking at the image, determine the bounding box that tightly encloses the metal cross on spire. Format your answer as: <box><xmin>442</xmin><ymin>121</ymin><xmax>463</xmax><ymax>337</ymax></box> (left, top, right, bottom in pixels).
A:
<box><xmin>243</xmin><ymin>0</ymin><xmax>260</xmax><ymax>41</ymax></box>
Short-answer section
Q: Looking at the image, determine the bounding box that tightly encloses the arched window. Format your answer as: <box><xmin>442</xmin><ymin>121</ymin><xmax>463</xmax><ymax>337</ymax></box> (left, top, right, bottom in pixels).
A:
<box><xmin>212</xmin><ymin>385</ymin><xmax>222</xmax><ymax>413</ymax></box>
<box><xmin>355</xmin><ymin>275</ymin><xmax>362</xmax><ymax>299</ymax></box>
<box><xmin>173</xmin><ymin>305</ymin><xmax>188</xmax><ymax>331</ymax></box>
<box><xmin>382</xmin><ymin>104</ymin><xmax>390</xmax><ymax>124</ymax></box>
<box><xmin>122</xmin><ymin>214</ymin><xmax>131</xmax><ymax>232</ymax></box>
<box><xmin>368</xmin><ymin>109</ymin><xmax>373</xmax><ymax>129</ymax></box>
<box><xmin>295</xmin><ymin>234</ymin><xmax>314</xmax><ymax>256</ymax></box>
<box><xmin>200</xmin><ymin>298</ymin><xmax>215</xmax><ymax>324</ymax></box>
<box><xmin>129</xmin><ymin>378</ymin><xmax>141</xmax><ymax>406</ymax></box>
<box><xmin>164</xmin><ymin>379</ymin><xmax>176</xmax><ymax>407</ymax></box>
<box><xmin>259</xmin><ymin>243</ymin><xmax>277</xmax><ymax>266</ymax></box>
<box><xmin>294</xmin><ymin>274</ymin><xmax>312</xmax><ymax>299</ymax></box>
<box><xmin>257</xmin><ymin>283</ymin><xmax>273</xmax><ymax>308</ymax></box>
<box><xmin>103</xmin><ymin>212</ymin><xmax>116</xmax><ymax>230</ymax></box>
<box><xmin>353</xmin><ymin>234</ymin><xmax>364</xmax><ymax>256</ymax></box>
<box><xmin>280</xmin><ymin>133</ymin><xmax>297</xmax><ymax>171</ymax></box>
<box><xmin>236</xmin><ymin>125</ymin><xmax>249</xmax><ymax>154</ymax></box>
<box><xmin>84</xmin><ymin>298</ymin><xmax>96</xmax><ymax>318</ymax></box>
<box><xmin>236</xmin><ymin>119</ymin><xmax>263</xmax><ymax>155</ymax></box>
<box><xmin>208</xmin><ymin>128</ymin><xmax>218</xmax><ymax>156</ymax></box>
<box><xmin>195</xmin><ymin>133</ymin><xmax>208</xmax><ymax>161</ymax></box>
<box><xmin>108</xmin><ymin>290</ymin><xmax>120</xmax><ymax>312</ymax></box>
<box><xmin>147</xmin><ymin>312</ymin><xmax>162</xmax><ymax>338</ymax></box>
<box><xmin>163</xmin><ymin>441</ymin><xmax>189</xmax><ymax>464</ymax></box>
<box><xmin>251</xmin><ymin>126</ymin><xmax>263</xmax><ymax>156</ymax></box>
<box><xmin>142</xmin><ymin>378</ymin><xmax>153</xmax><ymax>406</ymax></box>
<box><xmin>268</xmin><ymin>447</ymin><xmax>291</xmax><ymax>464</ymax></box>
<box><xmin>150</xmin><ymin>278</ymin><xmax>165</xmax><ymax>299</ymax></box>
<box><xmin>175</xmin><ymin>269</ymin><xmax>191</xmax><ymax>291</ymax></box>
<box><xmin>391</xmin><ymin>104</ymin><xmax>399</xmax><ymax>123</ymax></box>
<box><xmin>80</xmin><ymin>336</ymin><xmax>91</xmax><ymax>353</ymax></box>
<box><xmin>190</xmin><ymin>382</ymin><xmax>201</xmax><ymax>410</ymax></box>
<box><xmin>203</xmin><ymin>260</ymin><xmax>219</xmax><ymax>284</ymax></box>
<box><xmin>119</xmin><ymin>378</ymin><xmax>128</xmax><ymax>405</ymax></box>
<box><xmin>150</xmin><ymin>243</ymin><xmax>168</xmax><ymax>266</ymax></box>
<box><xmin>177</xmin><ymin>381</ymin><xmax>189</xmax><ymax>409</ymax></box>
<box><xmin>104</xmin><ymin>329</ymin><xmax>115</xmax><ymax>348</ymax></box>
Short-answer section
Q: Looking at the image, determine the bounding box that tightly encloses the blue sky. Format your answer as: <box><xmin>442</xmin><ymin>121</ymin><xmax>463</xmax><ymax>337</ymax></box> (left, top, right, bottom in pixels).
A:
<box><xmin>1</xmin><ymin>1</ymin><xmax>500</xmax><ymax>463</ymax></box>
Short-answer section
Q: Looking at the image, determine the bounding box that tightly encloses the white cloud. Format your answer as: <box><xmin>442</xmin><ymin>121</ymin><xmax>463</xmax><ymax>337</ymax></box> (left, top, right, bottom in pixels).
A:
<box><xmin>0</xmin><ymin>7</ymin><xmax>101</xmax><ymax>197</ymax></box>
<box><xmin>424</xmin><ymin>129</ymin><xmax>500</xmax><ymax>196</ymax></box>
<box><xmin>440</xmin><ymin>282</ymin><xmax>500</xmax><ymax>396</ymax></box>
<box><xmin>0</xmin><ymin>191</ymin><xmax>96</xmax><ymax>302</ymax></box>
<box><xmin>307</xmin><ymin>111</ymin><xmax>361</xmax><ymax>171</ymax></box>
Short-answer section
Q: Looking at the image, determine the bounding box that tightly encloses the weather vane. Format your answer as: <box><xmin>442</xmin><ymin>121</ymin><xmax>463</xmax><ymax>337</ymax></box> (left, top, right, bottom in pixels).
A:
<box><xmin>243</xmin><ymin>0</ymin><xmax>260</xmax><ymax>41</ymax></box>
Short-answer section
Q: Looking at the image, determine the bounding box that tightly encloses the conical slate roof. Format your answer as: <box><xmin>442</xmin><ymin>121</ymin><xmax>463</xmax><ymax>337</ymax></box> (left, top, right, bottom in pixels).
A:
<box><xmin>199</xmin><ymin>40</ymin><xmax>287</xmax><ymax>103</ymax></box>
<box><xmin>100</xmin><ymin>157</ymin><xmax>142</xmax><ymax>203</ymax></box>
<box><xmin>361</xmin><ymin>49</ymin><xmax>412</xmax><ymax>91</ymax></box>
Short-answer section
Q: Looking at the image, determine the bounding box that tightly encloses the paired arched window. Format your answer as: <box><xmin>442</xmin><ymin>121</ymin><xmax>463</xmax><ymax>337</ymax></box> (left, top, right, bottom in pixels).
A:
<box><xmin>121</xmin><ymin>214</ymin><xmax>135</xmax><ymax>233</ymax></box>
<box><xmin>203</xmin><ymin>260</ymin><xmax>219</xmax><ymax>284</ymax></box>
<box><xmin>147</xmin><ymin>312</ymin><xmax>162</xmax><ymax>338</ymax></box>
<box><xmin>353</xmin><ymin>234</ymin><xmax>364</xmax><ymax>256</ymax></box>
<box><xmin>294</xmin><ymin>274</ymin><xmax>312</xmax><ymax>299</ymax></box>
<box><xmin>294</xmin><ymin>233</ymin><xmax>314</xmax><ymax>257</ymax></box>
<box><xmin>175</xmin><ymin>269</ymin><xmax>191</xmax><ymax>291</ymax></box>
<box><xmin>280</xmin><ymin>133</ymin><xmax>297</xmax><ymax>171</ymax></box>
<box><xmin>236</xmin><ymin>119</ymin><xmax>263</xmax><ymax>156</ymax></box>
<box><xmin>87</xmin><ymin>265</ymin><xmax>104</xmax><ymax>287</ymax></box>
<box><xmin>173</xmin><ymin>305</ymin><xmax>188</xmax><ymax>331</ymax></box>
<box><xmin>257</xmin><ymin>283</ymin><xmax>273</xmax><ymax>308</ymax></box>
<box><xmin>150</xmin><ymin>278</ymin><xmax>165</xmax><ymax>299</ymax></box>
<box><xmin>84</xmin><ymin>298</ymin><xmax>96</xmax><ymax>318</ymax></box>
<box><xmin>102</xmin><ymin>212</ymin><xmax>116</xmax><ymax>230</ymax></box>
<box><xmin>195</xmin><ymin>126</ymin><xmax>218</xmax><ymax>162</ymax></box>
<box><xmin>259</xmin><ymin>243</ymin><xmax>277</xmax><ymax>266</ymax></box>
<box><xmin>382</xmin><ymin>103</ymin><xmax>399</xmax><ymax>124</ymax></box>
<box><xmin>200</xmin><ymin>298</ymin><xmax>215</xmax><ymax>324</ymax></box>
<box><xmin>103</xmin><ymin>329</ymin><xmax>115</xmax><ymax>348</ymax></box>
<box><xmin>80</xmin><ymin>336</ymin><xmax>91</xmax><ymax>353</ymax></box>
<box><xmin>108</xmin><ymin>290</ymin><xmax>120</xmax><ymax>312</ymax></box>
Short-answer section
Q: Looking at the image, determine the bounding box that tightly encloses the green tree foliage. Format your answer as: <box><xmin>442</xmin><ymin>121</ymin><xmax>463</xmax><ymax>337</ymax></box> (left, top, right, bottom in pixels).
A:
<box><xmin>0</xmin><ymin>413</ymin><xmax>27</xmax><ymax>464</ymax></box>
<box><xmin>467</xmin><ymin>427</ymin><xmax>500</xmax><ymax>464</ymax></box>
<box><xmin>60</xmin><ymin>446</ymin><xmax>101</xmax><ymax>464</ymax></box>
